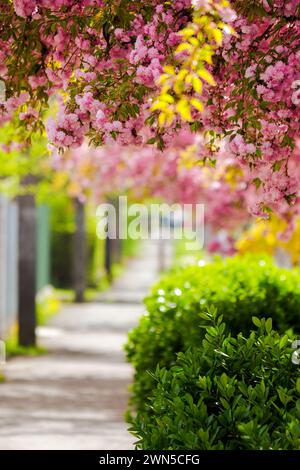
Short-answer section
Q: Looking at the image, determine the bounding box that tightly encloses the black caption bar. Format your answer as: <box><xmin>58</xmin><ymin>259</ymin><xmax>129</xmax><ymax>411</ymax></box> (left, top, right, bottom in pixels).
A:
<box><xmin>0</xmin><ymin>450</ymin><xmax>299</xmax><ymax>467</ymax></box>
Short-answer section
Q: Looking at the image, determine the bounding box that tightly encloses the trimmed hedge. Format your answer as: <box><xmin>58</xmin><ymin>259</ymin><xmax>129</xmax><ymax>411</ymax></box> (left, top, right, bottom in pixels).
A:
<box><xmin>126</xmin><ymin>255</ymin><xmax>300</xmax><ymax>412</ymax></box>
<box><xmin>130</xmin><ymin>308</ymin><xmax>300</xmax><ymax>450</ymax></box>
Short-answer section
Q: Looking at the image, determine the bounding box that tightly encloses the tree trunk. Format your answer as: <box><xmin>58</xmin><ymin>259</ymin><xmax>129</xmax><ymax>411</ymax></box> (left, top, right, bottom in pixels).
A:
<box><xmin>105</xmin><ymin>235</ymin><xmax>112</xmax><ymax>282</ymax></box>
<box><xmin>18</xmin><ymin>193</ymin><xmax>36</xmax><ymax>347</ymax></box>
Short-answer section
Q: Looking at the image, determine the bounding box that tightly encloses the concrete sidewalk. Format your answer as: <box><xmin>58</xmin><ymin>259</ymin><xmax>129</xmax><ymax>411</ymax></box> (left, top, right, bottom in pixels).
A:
<box><xmin>0</xmin><ymin>240</ymin><xmax>172</xmax><ymax>450</ymax></box>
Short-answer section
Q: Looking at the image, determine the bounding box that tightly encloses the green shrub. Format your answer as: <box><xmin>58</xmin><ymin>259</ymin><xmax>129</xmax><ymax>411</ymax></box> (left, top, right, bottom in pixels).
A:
<box><xmin>130</xmin><ymin>308</ymin><xmax>300</xmax><ymax>450</ymax></box>
<box><xmin>125</xmin><ymin>255</ymin><xmax>300</xmax><ymax>412</ymax></box>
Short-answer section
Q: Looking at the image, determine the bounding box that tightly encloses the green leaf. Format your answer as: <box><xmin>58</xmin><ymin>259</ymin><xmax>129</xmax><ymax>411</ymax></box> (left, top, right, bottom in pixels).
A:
<box><xmin>199</xmin><ymin>311</ymin><xmax>212</xmax><ymax>321</ymax></box>
<box><xmin>190</xmin><ymin>121</ymin><xmax>202</xmax><ymax>132</ymax></box>
<box><xmin>252</xmin><ymin>177</ymin><xmax>262</xmax><ymax>189</ymax></box>
<box><xmin>279</xmin><ymin>335</ymin><xmax>288</xmax><ymax>349</ymax></box>
<box><xmin>296</xmin><ymin>378</ymin><xmax>300</xmax><ymax>395</ymax></box>
<box><xmin>265</xmin><ymin>318</ymin><xmax>272</xmax><ymax>334</ymax></box>
<box><xmin>220</xmin><ymin>373</ymin><xmax>228</xmax><ymax>388</ymax></box>
<box><xmin>252</xmin><ymin>316</ymin><xmax>261</xmax><ymax>327</ymax></box>
<box><xmin>220</xmin><ymin>397</ymin><xmax>230</xmax><ymax>409</ymax></box>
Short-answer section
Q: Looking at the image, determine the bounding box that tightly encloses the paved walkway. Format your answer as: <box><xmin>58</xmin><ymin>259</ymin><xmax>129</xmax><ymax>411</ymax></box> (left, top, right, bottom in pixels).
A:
<box><xmin>0</xmin><ymin>240</ymin><xmax>172</xmax><ymax>450</ymax></box>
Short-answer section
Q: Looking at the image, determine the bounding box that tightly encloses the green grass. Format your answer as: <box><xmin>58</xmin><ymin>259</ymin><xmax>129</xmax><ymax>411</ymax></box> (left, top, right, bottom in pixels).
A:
<box><xmin>5</xmin><ymin>329</ymin><xmax>46</xmax><ymax>359</ymax></box>
<box><xmin>36</xmin><ymin>288</ymin><xmax>61</xmax><ymax>325</ymax></box>
<box><xmin>3</xmin><ymin>286</ymin><xmax>60</xmax><ymax>361</ymax></box>
<box><xmin>54</xmin><ymin>284</ymin><xmax>109</xmax><ymax>302</ymax></box>
<box><xmin>122</xmin><ymin>237</ymin><xmax>141</xmax><ymax>258</ymax></box>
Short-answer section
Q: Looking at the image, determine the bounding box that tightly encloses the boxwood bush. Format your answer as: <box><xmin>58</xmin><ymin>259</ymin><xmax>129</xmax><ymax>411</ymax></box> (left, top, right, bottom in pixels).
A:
<box><xmin>125</xmin><ymin>255</ymin><xmax>300</xmax><ymax>412</ymax></box>
<box><xmin>130</xmin><ymin>308</ymin><xmax>300</xmax><ymax>450</ymax></box>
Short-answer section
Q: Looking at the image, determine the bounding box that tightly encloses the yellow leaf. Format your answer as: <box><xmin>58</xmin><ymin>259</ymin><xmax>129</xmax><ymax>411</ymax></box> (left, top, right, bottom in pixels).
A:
<box><xmin>212</xmin><ymin>28</ymin><xmax>223</xmax><ymax>46</ymax></box>
<box><xmin>161</xmin><ymin>85</ymin><xmax>171</xmax><ymax>94</ymax></box>
<box><xmin>160</xmin><ymin>93</ymin><xmax>174</xmax><ymax>104</ymax></box>
<box><xmin>198</xmin><ymin>68</ymin><xmax>216</xmax><ymax>86</ymax></box>
<box><xmin>181</xmin><ymin>28</ymin><xmax>195</xmax><ymax>38</ymax></box>
<box><xmin>191</xmin><ymin>98</ymin><xmax>204</xmax><ymax>112</ymax></box>
<box><xmin>185</xmin><ymin>74</ymin><xmax>193</xmax><ymax>84</ymax></box>
<box><xmin>197</xmin><ymin>32</ymin><xmax>204</xmax><ymax>42</ymax></box>
<box><xmin>158</xmin><ymin>74</ymin><xmax>169</xmax><ymax>84</ymax></box>
<box><xmin>176</xmin><ymin>42</ymin><xmax>192</xmax><ymax>53</ymax></box>
<box><xmin>151</xmin><ymin>101</ymin><xmax>168</xmax><ymax>111</ymax></box>
<box><xmin>222</xmin><ymin>1</ymin><xmax>230</xmax><ymax>8</ymax></box>
<box><xmin>177</xmin><ymin>69</ymin><xmax>189</xmax><ymax>81</ymax></box>
<box><xmin>158</xmin><ymin>112</ymin><xmax>167</xmax><ymax>127</ymax></box>
<box><xmin>166</xmin><ymin>112</ymin><xmax>174</xmax><ymax>126</ymax></box>
<box><xmin>198</xmin><ymin>48</ymin><xmax>213</xmax><ymax>64</ymax></box>
<box><xmin>189</xmin><ymin>37</ymin><xmax>199</xmax><ymax>47</ymax></box>
<box><xmin>174</xmin><ymin>81</ymin><xmax>184</xmax><ymax>95</ymax></box>
<box><xmin>164</xmin><ymin>65</ymin><xmax>175</xmax><ymax>75</ymax></box>
<box><xmin>192</xmin><ymin>76</ymin><xmax>203</xmax><ymax>94</ymax></box>
<box><xmin>176</xmin><ymin>99</ymin><xmax>192</xmax><ymax>121</ymax></box>
<box><xmin>198</xmin><ymin>15</ymin><xmax>209</xmax><ymax>26</ymax></box>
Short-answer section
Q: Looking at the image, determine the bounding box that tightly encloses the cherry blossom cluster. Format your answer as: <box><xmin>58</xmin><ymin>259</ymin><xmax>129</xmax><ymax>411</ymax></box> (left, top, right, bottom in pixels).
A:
<box><xmin>51</xmin><ymin>132</ymin><xmax>250</xmax><ymax>232</ymax></box>
<box><xmin>1</xmin><ymin>0</ymin><xmax>192</xmax><ymax>147</ymax></box>
<box><xmin>0</xmin><ymin>0</ymin><xmax>299</xmax><ymax>228</ymax></box>
<box><xmin>178</xmin><ymin>0</ymin><xmax>300</xmax><ymax>221</ymax></box>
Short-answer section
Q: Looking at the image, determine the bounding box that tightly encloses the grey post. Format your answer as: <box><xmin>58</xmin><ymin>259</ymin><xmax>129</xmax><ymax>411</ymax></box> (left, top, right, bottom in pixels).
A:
<box><xmin>18</xmin><ymin>184</ymin><xmax>37</xmax><ymax>347</ymax></box>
